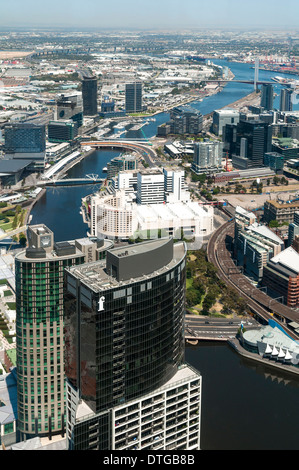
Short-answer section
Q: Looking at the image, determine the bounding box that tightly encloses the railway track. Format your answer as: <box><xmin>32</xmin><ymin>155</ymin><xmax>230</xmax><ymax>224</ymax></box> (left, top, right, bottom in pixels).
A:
<box><xmin>207</xmin><ymin>218</ymin><xmax>299</xmax><ymax>340</ymax></box>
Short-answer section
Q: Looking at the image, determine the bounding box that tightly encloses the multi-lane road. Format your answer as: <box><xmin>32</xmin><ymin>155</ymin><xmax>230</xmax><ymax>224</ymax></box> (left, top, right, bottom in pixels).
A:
<box><xmin>185</xmin><ymin>315</ymin><xmax>260</xmax><ymax>341</ymax></box>
<box><xmin>206</xmin><ymin>218</ymin><xmax>299</xmax><ymax>341</ymax></box>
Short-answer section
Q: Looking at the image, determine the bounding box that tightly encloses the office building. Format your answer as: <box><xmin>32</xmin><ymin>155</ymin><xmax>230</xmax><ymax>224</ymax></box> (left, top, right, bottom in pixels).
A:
<box><xmin>106</xmin><ymin>154</ymin><xmax>137</xmax><ymax>180</ymax></box>
<box><xmin>235</xmin><ymin>120</ymin><xmax>272</xmax><ymax>168</ymax></box>
<box><xmin>262</xmin><ymin>247</ymin><xmax>299</xmax><ymax>308</ymax></box>
<box><xmin>170</xmin><ymin>106</ymin><xmax>203</xmax><ymax>135</ymax></box>
<box><xmin>82</xmin><ymin>76</ymin><xmax>98</xmax><ymax>116</ymax></box>
<box><xmin>212</xmin><ymin>109</ymin><xmax>240</xmax><ymax>136</ymax></box>
<box><xmin>111</xmin><ymin>170</ymin><xmax>138</xmax><ymax>195</ymax></box>
<box><xmin>264</xmin><ymin>200</ymin><xmax>299</xmax><ymax>225</ymax></box>
<box><xmin>56</xmin><ymin>93</ymin><xmax>83</xmax><ymax>128</ymax></box>
<box><xmin>234</xmin><ymin>206</ymin><xmax>257</xmax><ymax>245</ymax></box>
<box><xmin>292</xmin><ymin>235</ymin><xmax>299</xmax><ymax>253</ymax></box>
<box><xmin>223</xmin><ymin>123</ymin><xmax>237</xmax><ymax>156</ymax></box>
<box><xmin>288</xmin><ymin>211</ymin><xmax>299</xmax><ymax>246</ymax></box>
<box><xmin>261</xmin><ymin>84</ymin><xmax>274</xmax><ymax>111</ymax></box>
<box><xmin>263</xmin><ymin>152</ymin><xmax>284</xmax><ymax>171</ymax></box>
<box><xmin>192</xmin><ymin>141</ymin><xmax>223</xmax><ymax>174</ymax></box>
<box><xmin>272</xmin><ymin>137</ymin><xmax>299</xmax><ymax>161</ymax></box>
<box><xmin>47</xmin><ymin>120</ymin><xmax>78</xmax><ymax>143</ymax></box>
<box><xmin>136</xmin><ymin>170</ymin><xmax>165</xmax><ymax>205</ymax></box>
<box><xmin>163</xmin><ymin>167</ymin><xmax>190</xmax><ymax>203</ymax></box>
<box><xmin>125</xmin><ymin>82</ymin><xmax>142</xmax><ymax>113</ymax></box>
<box><xmin>15</xmin><ymin>225</ymin><xmax>113</xmax><ymax>441</ymax></box>
<box><xmin>280</xmin><ymin>88</ymin><xmax>293</xmax><ymax>112</ymax></box>
<box><xmin>236</xmin><ymin>222</ymin><xmax>283</xmax><ymax>281</ymax></box>
<box><xmin>64</xmin><ymin>238</ymin><xmax>202</xmax><ymax>450</ymax></box>
<box><xmin>101</xmin><ymin>96</ymin><xmax>115</xmax><ymax>113</ymax></box>
<box><xmin>4</xmin><ymin>122</ymin><xmax>46</xmax><ymax>170</ymax></box>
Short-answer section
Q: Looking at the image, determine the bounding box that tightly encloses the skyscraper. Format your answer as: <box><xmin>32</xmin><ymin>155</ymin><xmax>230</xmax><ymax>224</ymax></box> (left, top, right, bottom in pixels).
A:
<box><xmin>235</xmin><ymin>120</ymin><xmax>272</xmax><ymax>168</ymax></box>
<box><xmin>82</xmin><ymin>76</ymin><xmax>98</xmax><ymax>116</ymax></box>
<box><xmin>15</xmin><ymin>225</ymin><xmax>113</xmax><ymax>440</ymax></box>
<box><xmin>64</xmin><ymin>238</ymin><xmax>202</xmax><ymax>450</ymax></box>
<box><xmin>125</xmin><ymin>82</ymin><xmax>142</xmax><ymax>113</ymax></box>
<box><xmin>280</xmin><ymin>88</ymin><xmax>293</xmax><ymax>112</ymax></box>
<box><xmin>260</xmin><ymin>84</ymin><xmax>274</xmax><ymax>111</ymax></box>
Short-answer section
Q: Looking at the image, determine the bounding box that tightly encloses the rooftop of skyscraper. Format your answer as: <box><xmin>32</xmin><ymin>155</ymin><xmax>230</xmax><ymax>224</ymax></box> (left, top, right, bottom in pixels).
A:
<box><xmin>67</xmin><ymin>238</ymin><xmax>186</xmax><ymax>291</ymax></box>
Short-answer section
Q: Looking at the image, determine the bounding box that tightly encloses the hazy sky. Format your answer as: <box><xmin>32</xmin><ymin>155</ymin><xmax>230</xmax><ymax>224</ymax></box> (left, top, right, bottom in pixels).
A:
<box><xmin>1</xmin><ymin>0</ymin><xmax>299</xmax><ymax>30</ymax></box>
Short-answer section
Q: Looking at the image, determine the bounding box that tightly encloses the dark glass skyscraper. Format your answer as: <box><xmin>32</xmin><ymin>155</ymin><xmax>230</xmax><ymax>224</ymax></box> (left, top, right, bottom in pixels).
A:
<box><xmin>64</xmin><ymin>238</ymin><xmax>201</xmax><ymax>450</ymax></box>
<box><xmin>82</xmin><ymin>76</ymin><xmax>98</xmax><ymax>116</ymax></box>
<box><xmin>125</xmin><ymin>82</ymin><xmax>142</xmax><ymax>113</ymax></box>
<box><xmin>261</xmin><ymin>84</ymin><xmax>274</xmax><ymax>111</ymax></box>
<box><xmin>280</xmin><ymin>88</ymin><xmax>293</xmax><ymax>112</ymax></box>
<box><xmin>235</xmin><ymin>120</ymin><xmax>272</xmax><ymax>167</ymax></box>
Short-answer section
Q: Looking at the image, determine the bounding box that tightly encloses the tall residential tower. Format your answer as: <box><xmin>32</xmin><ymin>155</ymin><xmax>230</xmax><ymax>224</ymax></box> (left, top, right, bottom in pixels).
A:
<box><xmin>15</xmin><ymin>225</ymin><xmax>113</xmax><ymax>440</ymax></box>
<box><xmin>64</xmin><ymin>238</ymin><xmax>202</xmax><ymax>450</ymax></box>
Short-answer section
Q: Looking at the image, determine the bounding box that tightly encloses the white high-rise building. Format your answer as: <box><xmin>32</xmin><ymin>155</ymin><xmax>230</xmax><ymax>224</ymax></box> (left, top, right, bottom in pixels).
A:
<box><xmin>192</xmin><ymin>141</ymin><xmax>223</xmax><ymax>174</ymax></box>
<box><xmin>136</xmin><ymin>170</ymin><xmax>165</xmax><ymax>205</ymax></box>
<box><xmin>212</xmin><ymin>109</ymin><xmax>240</xmax><ymax>136</ymax></box>
<box><xmin>163</xmin><ymin>167</ymin><xmax>190</xmax><ymax>203</ymax></box>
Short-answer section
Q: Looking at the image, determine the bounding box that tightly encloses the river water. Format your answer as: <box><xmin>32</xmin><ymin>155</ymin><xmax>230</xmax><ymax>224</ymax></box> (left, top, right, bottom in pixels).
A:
<box><xmin>30</xmin><ymin>60</ymin><xmax>299</xmax><ymax>450</ymax></box>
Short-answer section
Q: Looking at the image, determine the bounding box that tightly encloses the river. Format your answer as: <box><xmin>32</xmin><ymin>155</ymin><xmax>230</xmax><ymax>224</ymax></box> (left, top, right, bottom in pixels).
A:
<box><xmin>29</xmin><ymin>60</ymin><xmax>299</xmax><ymax>450</ymax></box>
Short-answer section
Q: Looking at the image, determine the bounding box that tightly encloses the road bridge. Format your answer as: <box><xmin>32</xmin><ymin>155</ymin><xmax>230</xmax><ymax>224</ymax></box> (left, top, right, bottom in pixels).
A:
<box><xmin>39</xmin><ymin>177</ymin><xmax>105</xmax><ymax>186</ymax></box>
<box><xmin>81</xmin><ymin>140</ymin><xmax>158</xmax><ymax>167</ymax></box>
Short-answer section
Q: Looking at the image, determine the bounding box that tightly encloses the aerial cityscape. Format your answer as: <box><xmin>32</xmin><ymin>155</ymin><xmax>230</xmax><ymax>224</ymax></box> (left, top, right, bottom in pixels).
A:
<box><xmin>0</xmin><ymin>0</ymin><xmax>299</xmax><ymax>454</ymax></box>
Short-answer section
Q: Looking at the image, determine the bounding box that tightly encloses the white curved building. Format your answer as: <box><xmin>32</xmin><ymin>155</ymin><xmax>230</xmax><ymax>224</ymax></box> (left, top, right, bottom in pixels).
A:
<box><xmin>89</xmin><ymin>189</ymin><xmax>213</xmax><ymax>242</ymax></box>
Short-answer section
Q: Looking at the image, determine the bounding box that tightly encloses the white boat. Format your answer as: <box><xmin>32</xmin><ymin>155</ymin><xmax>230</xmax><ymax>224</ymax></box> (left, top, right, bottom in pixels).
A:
<box><xmin>102</xmin><ymin>167</ymin><xmax>107</xmax><ymax>172</ymax></box>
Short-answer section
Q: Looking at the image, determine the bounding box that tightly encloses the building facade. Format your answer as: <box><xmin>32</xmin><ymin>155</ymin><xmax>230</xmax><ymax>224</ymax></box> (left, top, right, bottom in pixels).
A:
<box><xmin>48</xmin><ymin>120</ymin><xmax>78</xmax><ymax>143</ymax></box>
<box><xmin>212</xmin><ymin>109</ymin><xmax>240</xmax><ymax>136</ymax></box>
<box><xmin>261</xmin><ymin>84</ymin><xmax>274</xmax><ymax>111</ymax></box>
<box><xmin>280</xmin><ymin>88</ymin><xmax>293</xmax><ymax>112</ymax></box>
<box><xmin>64</xmin><ymin>238</ymin><xmax>201</xmax><ymax>450</ymax></box>
<box><xmin>264</xmin><ymin>200</ymin><xmax>299</xmax><ymax>225</ymax></box>
<box><xmin>15</xmin><ymin>225</ymin><xmax>113</xmax><ymax>440</ymax></box>
<box><xmin>235</xmin><ymin>120</ymin><xmax>272</xmax><ymax>168</ymax></box>
<box><xmin>56</xmin><ymin>93</ymin><xmax>83</xmax><ymax>128</ymax></box>
<box><xmin>262</xmin><ymin>247</ymin><xmax>299</xmax><ymax>308</ymax></box>
<box><xmin>192</xmin><ymin>141</ymin><xmax>223</xmax><ymax>175</ymax></box>
<box><xmin>125</xmin><ymin>82</ymin><xmax>142</xmax><ymax>113</ymax></box>
<box><xmin>82</xmin><ymin>76</ymin><xmax>98</xmax><ymax>116</ymax></box>
<box><xmin>4</xmin><ymin>122</ymin><xmax>46</xmax><ymax>170</ymax></box>
<box><xmin>106</xmin><ymin>154</ymin><xmax>138</xmax><ymax>181</ymax></box>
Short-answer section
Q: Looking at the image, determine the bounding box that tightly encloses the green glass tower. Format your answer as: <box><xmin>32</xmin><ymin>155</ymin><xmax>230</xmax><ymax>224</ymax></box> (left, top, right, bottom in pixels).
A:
<box><xmin>15</xmin><ymin>225</ymin><xmax>113</xmax><ymax>440</ymax></box>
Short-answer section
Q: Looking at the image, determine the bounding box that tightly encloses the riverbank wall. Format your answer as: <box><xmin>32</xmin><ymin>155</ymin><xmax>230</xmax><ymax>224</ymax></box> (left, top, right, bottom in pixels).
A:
<box><xmin>228</xmin><ymin>337</ymin><xmax>299</xmax><ymax>377</ymax></box>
